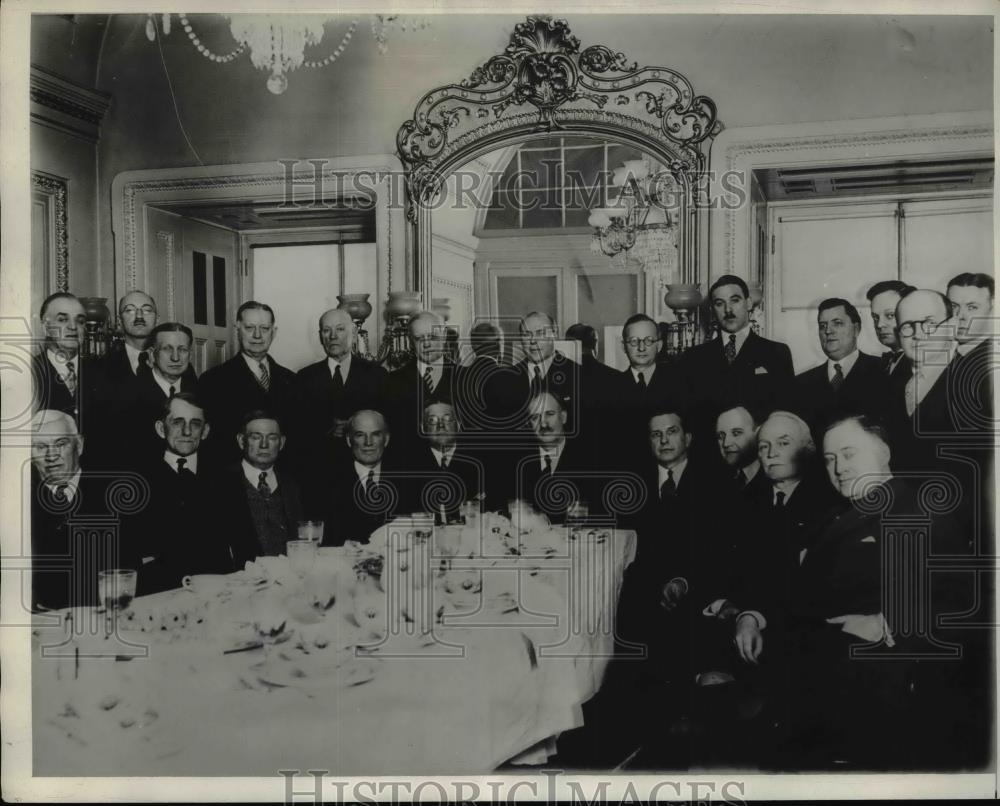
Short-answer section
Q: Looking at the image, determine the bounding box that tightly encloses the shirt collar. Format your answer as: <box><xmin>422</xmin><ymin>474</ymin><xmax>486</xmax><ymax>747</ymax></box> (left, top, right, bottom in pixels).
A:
<box><xmin>630</xmin><ymin>364</ymin><xmax>655</xmax><ymax>384</ymax></box>
<box><xmin>739</xmin><ymin>459</ymin><xmax>761</xmax><ymax>484</ymax></box>
<box><xmin>164</xmin><ymin>450</ymin><xmax>197</xmax><ymax>473</ymax></box>
<box><xmin>124</xmin><ymin>342</ymin><xmax>144</xmax><ymax>374</ymax></box>
<box><xmin>430</xmin><ymin>445</ymin><xmax>456</xmax><ymax>466</ymax></box>
<box><xmin>242</xmin><ymin>459</ymin><xmax>277</xmax><ymax>489</ymax></box>
<box><xmin>327</xmin><ymin>354</ymin><xmax>351</xmax><ymax>380</ymax></box>
<box><xmin>241</xmin><ymin>352</ymin><xmax>269</xmax><ymax>378</ymax></box>
<box><xmin>46</xmin><ymin>469</ymin><xmax>82</xmax><ymax>502</ymax></box>
<box><xmin>538</xmin><ymin>439</ymin><xmax>565</xmax><ymax>469</ymax></box>
<box><xmin>528</xmin><ymin>354</ymin><xmax>555</xmax><ymax>380</ymax></box>
<box><xmin>418</xmin><ymin>358</ymin><xmax>445</xmax><ymax>382</ymax></box>
<box><xmin>354</xmin><ymin>461</ymin><xmax>381</xmax><ymax>483</ymax></box>
<box><xmin>827</xmin><ymin>349</ymin><xmax>860</xmax><ymax>380</ymax></box>
<box><xmin>773</xmin><ymin>477</ymin><xmax>801</xmax><ymax>503</ymax></box>
<box><xmin>151</xmin><ymin>367</ymin><xmax>181</xmax><ymax>397</ymax></box>
<box><xmin>45</xmin><ymin>348</ymin><xmax>77</xmax><ymax>379</ymax></box>
<box><xmin>658</xmin><ymin>456</ymin><xmax>688</xmax><ymax>488</ymax></box>
<box><xmin>720</xmin><ymin>324</ymin><xmax>752</xmax><ymax>356</ymax></box>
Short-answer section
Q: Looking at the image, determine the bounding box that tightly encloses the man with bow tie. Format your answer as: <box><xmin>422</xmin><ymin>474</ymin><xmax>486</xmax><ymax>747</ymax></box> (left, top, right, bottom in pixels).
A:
<box><xmin>31</xmin><ymin>293</ymin><xmax>101</xmax><ymax>439</ymax></box>
<box><xmin>866</xmin><ymin>280</ymin><xmax>914</xmax><ymax>381</ymax></box>
<box><xmin>199</xmin><ymin>301</ymin><xmax>297</xmax><ymax>468</ymax></box>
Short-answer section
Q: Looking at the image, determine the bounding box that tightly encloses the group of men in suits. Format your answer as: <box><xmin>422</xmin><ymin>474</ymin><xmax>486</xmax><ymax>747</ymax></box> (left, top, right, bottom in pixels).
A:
<box><xmin>28</xmin><ymin>268</ymin><xmax>994</xmax><ymax>769</ymax></box>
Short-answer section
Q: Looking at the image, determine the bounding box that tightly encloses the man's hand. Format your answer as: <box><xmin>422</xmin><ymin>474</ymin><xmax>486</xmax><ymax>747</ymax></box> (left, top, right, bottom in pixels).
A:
<box><xmin>734</xmin><ymin>613</ymin><xmax>763</xmax><ymax>664</ymax></box>
<box><xmin>660</xmin><ymin>578</ymin><xmax>687</xmax><ymax>612</ymax></box>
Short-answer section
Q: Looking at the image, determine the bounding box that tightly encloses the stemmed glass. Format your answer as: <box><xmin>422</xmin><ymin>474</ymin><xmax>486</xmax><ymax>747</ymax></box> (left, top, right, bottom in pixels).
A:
<box><xmin>296</xmin><ymin>520</ymin><xmax>324</xmax><ymax>544</ymax></box>
<box><xmin>97</xmin><ymin>569</ymin><xmax>137</xmax><ymax>633</ymax></box>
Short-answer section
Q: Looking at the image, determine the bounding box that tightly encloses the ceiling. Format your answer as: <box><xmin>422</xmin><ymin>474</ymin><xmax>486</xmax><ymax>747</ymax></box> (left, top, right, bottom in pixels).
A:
<box><xmin>155</xmin><ymin>201</ymin><xmax>376</xmax><ymax>234</ymax></box>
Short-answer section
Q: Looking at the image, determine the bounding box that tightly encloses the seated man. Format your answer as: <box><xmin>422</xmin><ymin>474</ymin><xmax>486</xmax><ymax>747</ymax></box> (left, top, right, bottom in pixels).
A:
<box><xmin>213</xmin><ymin>411</ymin><xmax>304</xmax><ymax>564</ymax></box>
<box><xmin>28</xmin><ymin>410</ymin><xmax>141</xmax><ymax>611</ymax></box>
<box><xmin>407</xmin><ymin>401</ymin><xmax>489</xmax><ymax>521</ymax></box>
<box><xmin>307</xmin><ymin>409</ymin><xmax>406</xmax><ymax>546</ymax></box>
<box><xmin>136</xmin><ymin>393</ymin><xmax>236</xmax><ymax>592</ymax></box>
<box><xmin>716</xmin><ymin>405</ymin><xmax>770</xmax><ymax>504</ymax></box>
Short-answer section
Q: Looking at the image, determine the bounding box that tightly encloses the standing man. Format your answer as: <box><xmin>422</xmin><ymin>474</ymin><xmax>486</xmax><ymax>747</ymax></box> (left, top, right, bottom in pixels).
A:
<box><xmin>199</xmin><ymin>301</ymin><xmax>296</xmax><ymax>468</ymax></box>
<box><xmin>453</xmin><ymin>320</ymin><xmax>506</xmax><ymax>436</ymax></box>
<box><xmin>32</xmin><ymin>293</ymin><xmax>100</xmax><ymax>434</ymax></box>
<box><xmin>103</xmin><ymin>291</ymin><xmax>157</xmax><ymax>381</ymax></box>
<box><xmin>213</xmin><ymin>411</ymin><xmax>303</xmax><ymax>564</ymax></box>
<box><xmin>716</xmin><ymin>405</ymin><xmax>769</xmax><ymax>502</ymax></box>
<box><xmin>680</xmin><ymin>275</ymin><xmax>794</xmax><ymax>450</ymax></box>
<box><xmin>947</xmin><ymin>272</ymin><xmax>994</xmax><ymax>365</ymax></box>
<box><xmin>793</xmin><ymin>298</ymin><xmax>887</xmax><ymax>435</ymax></box>
<box><xmin>866</xmin><ymin>280</ymin><xmax>914</xmax><ymax>381</ymax></box>
<box><xmin>295</xmin><ymin>307</ymin><xmax>387</xmax><ymax>475</ymax></box>
<box><xmin>382</xmin><ymin>311</ymin><xmax>457</xmax><ymax>454</ymax></box>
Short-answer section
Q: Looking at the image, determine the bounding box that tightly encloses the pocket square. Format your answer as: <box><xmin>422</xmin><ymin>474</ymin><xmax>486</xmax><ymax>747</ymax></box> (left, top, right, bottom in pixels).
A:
<box><xmin>754</xmin><ymin>366</ymin><xmax>769</xmax><ymax>375</ymax></box>
<box><xmin>861</xmin><ymin>536</ymin><xmax>877</xmax><ymax>543</ymax></box>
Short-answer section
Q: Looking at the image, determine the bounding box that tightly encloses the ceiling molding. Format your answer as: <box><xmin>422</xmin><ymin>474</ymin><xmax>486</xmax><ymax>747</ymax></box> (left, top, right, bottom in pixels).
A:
<box><xmin>29</xmin><ymin>63</ymin><xmax>111</xmax><ymax>143</ymax></box>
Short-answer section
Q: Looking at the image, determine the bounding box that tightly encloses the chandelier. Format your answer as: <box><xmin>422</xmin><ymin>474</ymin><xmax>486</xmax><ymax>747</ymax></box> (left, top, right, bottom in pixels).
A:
<box><xmin>146</xmin><ymin>14</ymin><xmax>430</xmax><ymax>95</ymax></box>
<box><xmin>588</xmin><ymin>159</ymin><xmax>678</xmax><ymax>278</ymax></box>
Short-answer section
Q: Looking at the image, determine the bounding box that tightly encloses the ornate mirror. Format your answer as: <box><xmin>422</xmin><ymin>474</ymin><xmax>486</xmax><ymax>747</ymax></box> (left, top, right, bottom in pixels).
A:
<box><xmin>395</xmin><ymin>16</ymin><xmax>722</xmax><ymax>366</ymax></box>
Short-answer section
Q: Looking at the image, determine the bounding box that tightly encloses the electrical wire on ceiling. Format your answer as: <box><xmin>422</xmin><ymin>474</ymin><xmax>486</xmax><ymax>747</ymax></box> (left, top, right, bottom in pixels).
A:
<box><xmin>153</xmin><ymin>21</ymin><xmax>204</xmax><ymax>167</ymax></box>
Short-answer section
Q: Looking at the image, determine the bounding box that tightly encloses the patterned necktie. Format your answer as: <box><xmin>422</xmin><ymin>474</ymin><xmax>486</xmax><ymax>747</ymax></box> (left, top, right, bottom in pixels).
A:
<box><xmin>660</xmin><ymin>469</ymin><xmax>676</xmax><ymax>499</ymax></box>
<box><xmin>257</xmin><ymin>471</ymin><xmax>271</xmax><ymax>497</ymax></box>
<box><xmin>423</xmin><ymin>365</ymin><xmax>435</xmax><ymax>396</ymax></box>
<box><xmin>724</xmin><ymin>334</ymin><xmax>737</xmax><ymax>365</ymax></box>
<box><xmin>543</xmin><ymin>453</ymin><xmax>553</xmax><ymax>475</ymax></box>
<box><xmin>775</xmin><ymin>491</ymin><xmax>786</xmax><ymax>508</ymax></box>
<box><xmin>831</xmin><ymin>363</ymin><xmax>845</xmax><ymax>392</ymax></box>
<box><xmin>331</xmin><ymin>364</ymin><xmax>344</xmax><ymax>393</ymax></box>
<box><xmin>637</xmin><ymin>371</ymin><xmax>646</xmax><ymax>391</ymax></box>
<box><xmin>64</xmin><ymin>361</ymin><xmax>77</xmax><ymax>395</ymax></box>
<box><xmin>365</xmin><ymin>469</ymin><xmax>379</xmax><ymax>501</ymax></box>
<box><xmin>440</xmin><ymin>452</ymin><xmax>449</xmax><ymax>469</ymax></box>
<box><xmin>258</xmin><ymin>358</ymin><xmax>270</xmax><ymax>392</ymax></box>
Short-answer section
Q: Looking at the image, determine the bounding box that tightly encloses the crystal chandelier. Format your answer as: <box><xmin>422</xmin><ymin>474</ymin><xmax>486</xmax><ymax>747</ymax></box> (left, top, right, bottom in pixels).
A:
<box><xmin>589</xmin><ymin>159</ymin><xmax>678</xmax><ymax>279</ymax></box>
<box><xmin>146</xmin><ymin>14</ymin><xmax>430</xmax><ymax>95</ymax></box>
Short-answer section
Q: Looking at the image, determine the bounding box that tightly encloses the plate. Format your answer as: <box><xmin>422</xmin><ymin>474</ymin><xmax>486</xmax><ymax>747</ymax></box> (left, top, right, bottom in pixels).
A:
<box><xmin>253</xmin><ymin>651</ymin><xmax>378</xmax><ymax>691</ymax></box>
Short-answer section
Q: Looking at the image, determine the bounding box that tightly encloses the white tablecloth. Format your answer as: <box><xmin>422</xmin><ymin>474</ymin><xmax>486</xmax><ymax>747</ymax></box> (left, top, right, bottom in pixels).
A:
<box><xmin>32</xmin><ymin>526</ymin><xmax>636</xmax><ymax>776</ymax></box>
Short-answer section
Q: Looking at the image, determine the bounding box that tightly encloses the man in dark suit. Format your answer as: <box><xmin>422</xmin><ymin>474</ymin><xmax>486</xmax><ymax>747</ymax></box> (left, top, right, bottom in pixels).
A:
<box><xmin>308</xmin><ymin>409</ymin><xmax>406</xmax><ymax>546</ymax></box>
<box><xmin>715</xmin><ymin>405</ymin><xmax>770</xmax><ymax>504</ymax></box>
<box><xmin>680</xmin><ymin>275</ymin><xmax>794</xmax><ymax>450</ymax></box>
<box><xmin>406</xmin><ymin>401</ymin><xmax>490</xmax><ymax>520</ymax></box>
<box><xmin>611</xmin><ymin>313</ymin><xmax>687</xmax><ymax>464</ymax></box>
<box><xmin>793</xmin><ymin>297</ymin><xmax>888</xmax><ymax>436</ymax></box>
<box><xmin>382</xmin><ymin>310</ymin><xmax>458</xmax><ymax>455</ymax></box>
<box><xmin>785</xmin><ymin>415</ymin><xmax>973</xmax><ymax>769</ymax></box>
<box><xmin>31</xmin><ymin>293</ymin><xmax>101</xmax><ymax>439</ymax></box>
<box><xmin>866</xmin><ymin>280</ymin><xmax>914</xmax><ymax>381</ymax></box>
<box><xmin>125</xmin><ymin>322</ymin><xmax>199</xmax><ymax>464</ymax></box>
<box><xmin>212</xmin><ymin>410</ymin><xmax>303</xmax><ymax>565</ymax></box>
<box><xmin>135</xmin><ymin>393</ymin><xmax>235</xmax><ymax>593</ymax></box>
<box><xmin>512</xmin><ymin>391</ymin><xmax>598</xmax><ymax>524</ymax></box>
<box><xmin>28</xmin><ymin>409</ymin><xmax>143</xmax><ymax>611</ymax></box>
<box><xmin>294</xmin><ymin>307</ymin><xmax>387</xmax><ymax>475</ymax></box>
<box><xmin>101</xmin><ymin>291</ymin><xmax>157</xmax><ymax>382</ymax></box>
<box><xmin>199</xmin><ymin>301</ymin><xmax>297</xmax><ymax>468</ymax></box>
<box><xmin>453</xmin><ymin>320</ymin><xmax>506</xmax><ymax>437</ymax></box>
<box><xmin>947</xmin><ymin>272</ymin><xmax>994</xmax><ymax>370</ymax></box>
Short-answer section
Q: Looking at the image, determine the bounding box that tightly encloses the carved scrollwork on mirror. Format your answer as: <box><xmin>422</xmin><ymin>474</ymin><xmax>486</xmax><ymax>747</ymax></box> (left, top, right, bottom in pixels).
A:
<box><xmin>395</xmin><ymin>16</ymin><xmax>723</xmax><ymax>305</ymax></box>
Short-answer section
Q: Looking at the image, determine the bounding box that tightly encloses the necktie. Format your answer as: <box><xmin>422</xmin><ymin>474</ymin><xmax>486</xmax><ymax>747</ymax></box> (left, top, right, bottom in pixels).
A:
<box><xmin>137</xmin><ymin>351</ymin><xmax>149</xmax><ymax>370</ymax></box>
<box><xmin>724</xmin><ymin>334</ymin><xmax>737</xmax><ymax>365</ymax></box>
<box><xmin>52</xmin><ymin>483</ymin><xmax>69</xmax><ymax>503</ymax></box>
<box><xmin>176</xmin><ymin>457</ymin><xmax>192</xmax><ymax>476</ymax></box>
<box><xmin>331</xmin><ymin>364</ymin><xmax>344</xmax><ymax>393</ymax></box>
<box><xmin>543</xmin><ymin>453</ymin><xmax>553</xmax><ymax>475</ymax></box>
<box><xmin>365</xmin><ymin>469</ymin><xmax>379</xmax><ymax>501</ymax></box>
<box><xmin>423</xmin><ymin>365</ymin><xmax>435</xmax><ymax>396</ymax></box>
<box><xmin>168</xmin><ymin>384</ymin><xmax>177</xmax><ymax>398</ymax></box>
<box><xmin>660</xmin><ymin>469</ymin><xmax>676</xmax><ymax>498</ymax></box>
<box><xmin>257</xmin><ymin>471</ymin><xmax>271</xmax><ymax>497</ymax></box>
<box><xmin>258</xmin><ymin>358</ymin><xmax>270</xmax><ymax>392</ymax></box>
<box><xmin>637</xmin><ymin>371</ymin><xmax>646</xmax><ymax>391</ymax></box>
<box><xmin>531</xmin><ymin>365</ymin><xmax>543</xmax><ymax>397</ymax></box>
<box><xmin>64</xmin><ymin>361</ymin><xmax>77</xmax><ymax>395</ymax></box>
<box><xmin>440</xmin><ymin>453</ymin><xmax>449</xmax><ymax>469</ymax></box>
<box><xmin>734</xmin><ymin>469</ymin><xmax>745</xmax><ymax>487</ymax></box>
<box><xmin>831</xmin><ymin>363</ymin><xmax>845</xmax><ymax>392</ymax></box>
<box><xmin>775</xmin><ymin>491</ymin><xmax>786</xmax><ymax>508</ymax></box>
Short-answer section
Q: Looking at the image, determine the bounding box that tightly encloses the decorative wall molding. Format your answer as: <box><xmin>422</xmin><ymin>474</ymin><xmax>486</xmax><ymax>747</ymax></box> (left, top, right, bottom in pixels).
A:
<box><xmin>712</xmin><ymin>115</ymin><xmax>994</xmax><ymax>280</ymax></box>
<box><xmin>432</xmin><ymin>275</ymin><xmax>474</xmax><ymax>333</ymax></box>
<box><xmin>31</xmin><ymin>171</ymin><xmax>69</xmax><ymax>292</ymax></box>
<box><xmin>30</xmin><ymin>64</ymin><xmax>111</xmax><ymax>143</ymax></box>
<box><xmin>155</xmin><ymin>231</ymin><xmax>176</xmax><ymax>319</ymax></box>
<box><xmin>431</xmin><ymin>232</ymin><xmax>478</xmax><ymax>262</ymax></box>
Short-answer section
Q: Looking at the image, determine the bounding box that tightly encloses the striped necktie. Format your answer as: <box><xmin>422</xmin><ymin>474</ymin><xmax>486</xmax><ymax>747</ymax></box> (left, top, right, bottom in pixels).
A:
<box><xmin>258</xmin><ymin>358</ymin><xmax>270</xmax><ymax>391</ymax></box>
<box><xmin>64</xmin><ymin>360</ymin><xmax>77</xmax><ymax>395</ymax></box>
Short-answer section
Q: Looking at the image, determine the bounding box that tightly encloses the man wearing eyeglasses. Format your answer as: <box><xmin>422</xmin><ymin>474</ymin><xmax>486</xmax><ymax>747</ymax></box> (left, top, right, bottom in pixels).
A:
<box><xmin>32</xmin><ymin>292</ymin><xmax>102</xmax><ymax>436</ymax></box>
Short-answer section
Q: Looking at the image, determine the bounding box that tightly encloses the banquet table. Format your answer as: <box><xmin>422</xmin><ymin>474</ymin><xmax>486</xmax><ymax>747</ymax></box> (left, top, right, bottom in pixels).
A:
<box><xmin>32</xmin><ymin>518</ymin><xmax>636</xmax><ymax>776</ymax></box>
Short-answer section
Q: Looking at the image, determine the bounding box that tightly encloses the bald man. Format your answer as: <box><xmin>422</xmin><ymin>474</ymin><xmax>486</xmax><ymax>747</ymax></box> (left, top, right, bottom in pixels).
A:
<box><xmin>294</xmin><ymin>307</ymin><xmax>387</xmax><ymax>475</ymax></box>
<box><xmin>29</xmin><ymin>410</ymin><xmax>142</xmax><ymax>610</ymax></box>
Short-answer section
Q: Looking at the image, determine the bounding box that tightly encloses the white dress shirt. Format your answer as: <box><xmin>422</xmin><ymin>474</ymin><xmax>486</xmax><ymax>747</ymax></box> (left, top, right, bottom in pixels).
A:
<box><xmin>242</xmin><ymin>459</ymin><xmax>277</xmax><ymax>492</ymax></box>
<box><xmin>720</xmin><ymin>324</ymin><xmax>753</xmax><ymax>357</ymax></box>
<box><xmin>124</xmin><ymin>342</ymin><xmax>145</xmax><ymax>375</ymax></box>
<box><xmin>430</xmin><ymin>445</ymin><xmax>457</xmax><ymax>468</ymax></box>
<box><xmin>417</xmin><ymin>358</ymin><xmax>445</xmax><ymax>391</ymax></box>
<box><xmin>526</xmin><ymin>355</ymin><xmax>555</xmax><ymax>389</ymax></box>
<box><xmin>241</xmin><ymin>352</ymin><xmax>271</xmax><ymax>383</ymax></box>
<box><xmin>630</xmin><ymin>365</ymin><xmax>656</xmax><ymax>385</ymax></box>
<box><xmin>164</xmin><ymin>450</ymin><xmax>197</xmax><ymax>473</ymax></box>
<box><xmin>772</xmin><ymin>477</ymin><xmax>801</xmax><ymax>505</ymax></box>
<box><xmin>151</xmin><ymin>367</ymin><xmax>182</xmax><ymax>397</ymax></box>
<box><xmin>827</xmin><ymin>349</ymin><xmax>860</xmax><ymax>383</ymax></box>
<box><xmin>45</xmin><ymin>348</ymin><xmax>78</xmax><ymax>384</ymax></box>
<box><xmin>327</xmin><ymin>354</ymin><xmax>352</xmax><ymax>384</ymax></box>
<box><xmin>354</xmin><ymin>461</ymin><xmax>381</xmax><ymax>488</ymax></box>
<box><xmin>657</xmin><ymin>456</ymin><xmax>688</xmax><ymax>493</ymax></box>
<box><xmin>538</xmin><ymin>439</ymin><xmax>565</xmax><ymax>472</ymax></box>
<box><xmin>733</xmin><ymin>459</ymin><xmax>761</xmax><ymax>487</ymax></box>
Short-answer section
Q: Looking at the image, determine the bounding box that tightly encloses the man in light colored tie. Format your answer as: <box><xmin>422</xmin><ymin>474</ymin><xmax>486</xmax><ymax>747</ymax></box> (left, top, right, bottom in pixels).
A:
<box><xmin>32</xmin><ymin>292</ymin><xmax>93</xmax><ymax>427</ymax></box>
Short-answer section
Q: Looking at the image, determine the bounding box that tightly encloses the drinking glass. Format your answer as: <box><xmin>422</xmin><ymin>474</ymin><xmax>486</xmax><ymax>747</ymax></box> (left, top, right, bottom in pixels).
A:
<box><xmin>97</xmin><ymin>569</ymin><xmax>138</xmax><ymax>612</ymax></box>
<box><xmin>297</xmin><ymin>520</ymin><xmax>324</xmax><ymax>544</ymax></box>
<box><xmin>410</xmin><ymin>512</ymin><xmax>435</xmax><ymax>543</ymax></box>
<box><xmin>286</xmin><ymin>539</ymin><xmax>317</xmax><ymax>579</ymax></box>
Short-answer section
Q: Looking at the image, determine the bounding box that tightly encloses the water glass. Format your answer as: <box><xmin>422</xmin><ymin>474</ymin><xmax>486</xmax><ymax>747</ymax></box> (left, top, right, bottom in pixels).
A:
<box><xmin>286</xmin><ymin>539</ymin><xmax>317</xmax><ymax>578</ymax></box>
<box><xmin>297</xmin><ymin>520</ymin><xmax>324</xmax><ymax>544</ymax></box>
<box><xmin>97</xmin><ymin>569</ymin><xmax>138</xmax><ymax>626</ymax></box>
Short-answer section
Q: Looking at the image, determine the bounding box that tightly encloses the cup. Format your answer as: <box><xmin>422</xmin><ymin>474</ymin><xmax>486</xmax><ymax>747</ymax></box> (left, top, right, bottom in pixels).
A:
<box><xmin>286</xmin><ymin>539</ymin><xmax>318</xmax><ymax>578</ymax></box>
<box><xmin>181</xmin><ymin>574</ymin><xmax>230</xmax><ymax>595</ymax></box>
<box><xmin>97</xmin><ymin>569</ymin><xmax>138</xmax><ymax>612</ymax></box>
<box><xmin>297</xmin><ymin>520</ymin><xmax>325</xmax><ymax>544</ymax></box>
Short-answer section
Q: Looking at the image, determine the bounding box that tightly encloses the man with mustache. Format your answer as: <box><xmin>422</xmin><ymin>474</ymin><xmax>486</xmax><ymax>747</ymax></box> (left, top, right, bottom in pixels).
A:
<box><xmin>866</xmin><ymin>280</ymin><xmax>914</xmax><ymax>380</ymax></box>
<box><xmin>793</xmin><ymin>297</ymin><xmax>887</xmax><ymax>436</ymax></box>
<box><xmin>679</xmin><ymin>275</ymin><xmax>794</xmax><ymax>453</ymax></box>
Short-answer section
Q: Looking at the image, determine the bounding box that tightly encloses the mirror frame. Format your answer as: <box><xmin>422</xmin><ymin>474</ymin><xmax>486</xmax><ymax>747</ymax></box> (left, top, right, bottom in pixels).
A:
<box><xmin>395</xmin><ymin>15</ymin><xmax>723</xmax><ymax>311</ymax></box>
